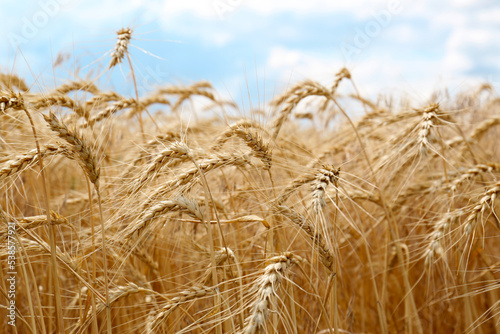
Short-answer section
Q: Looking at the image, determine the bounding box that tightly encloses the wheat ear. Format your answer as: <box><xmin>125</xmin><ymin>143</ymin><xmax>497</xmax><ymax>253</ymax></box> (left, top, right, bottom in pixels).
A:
<box><xmin>82</xmin><ymin>98</ymin><xmax>136</xmax><ymax>127</ymax></box>
<box><xmin>0</xmin><ymin>144</ymin><xmax>72</xmax><ymax>181</ymax></box>
<box><xmin>225</xmin><ymin>126</ymin><xmax>272</xmax><ymax>170</ymax></box>
<box><xmin>464</xmin><ymin>181</ymin><xmax>500</xmax><ymax>234</ymax></box>
<box><xmin>424</xmin><ymin>210</ymin><xmax>464</xmax><ymax>266</ymax></box>
<box><xmin>71</xmin><ymin>283</ymin><xmax>154</xmax><ymax>334</ymax></box>
<box><xmin>240</xmin><ymin>253</ymin><xmax>300</xmax><ymax>334</ymax></box>
<box><xmin>211</xmin><ymin>119</ymin><xmax>265</xmax><ymax>150</ymax></box>
<box><xmin>43</xmin><ymin>112</ymin><xmax>100</xmax><ymax>185</ymax></box>
<box><xmin>271</xmin><ymin>80</ymin><xmax>330</xmax><ymax>141</ymax></box>
<box><xmin>132</xmin><ymin>141</ymin><xmax>192</xmax><ymax>191</ymax></box>
<box><xmin>469</xmin><ymin>116</ymin><xmax>500</xmax><ymax>141</ymax></box>
<box><xmin>53</xmin><ymin>80</ymin><xmax>99</xmax><ymax>95</ymax></box>
<box><xmin>109</xmin><ymin>27</ymin><xmax>132</xmax><ymax>69</ymax></box>
<box><xmin>274</xmin><ymin>206</ymin><xmax>335</xmax><ymax>272</ymax></box>
<box><xmin>145</xmin><ymin>153</ymin><xmax>252</xmax><ymax>202</ymax></box>
<box><xmin>311</xmin><ymin>164</ymin><xmax>340</xmax><ymax>212</ymax></box>
<box><xmin>126</xmin><ymin>197</ymin><xmax>204</xmax><ymax>240</ymax></box>
<box><xmin>417</xmin><ymin>103</ymin><xmax>440</xmax><ymax>154</ymax></box>
<box><xmin>0</xmin><ymin>91</ymin><xmax>24</xmax><ymax>113</ymax></box>
<box><xmin>0</xmin><ymin>73</ymin><xmax>28</xmax><ymax>91</ymax></box>
<box><xmin>146</xmin><ymin>286</ymin><xmax>216</xmax><ymax>333</ymax></box>
<box><xmin>32</xmin><ymin>94</ymin><xmax>86</xmax><ymax>118</ymax></box>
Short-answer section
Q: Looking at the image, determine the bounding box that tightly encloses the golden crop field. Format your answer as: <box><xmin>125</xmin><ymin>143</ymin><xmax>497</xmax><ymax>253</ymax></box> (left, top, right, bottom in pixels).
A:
<box><xmin>0</xmin><ymin>28</ymin><xmax>499</xmax><ymax>334</ymax></box>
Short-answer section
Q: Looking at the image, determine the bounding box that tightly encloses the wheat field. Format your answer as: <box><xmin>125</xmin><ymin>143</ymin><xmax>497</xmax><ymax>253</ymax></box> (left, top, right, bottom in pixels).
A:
<box><xmin>0</xmin><ymin>28</ymin><xmax>499</xmax><ymax>334</ymax></box>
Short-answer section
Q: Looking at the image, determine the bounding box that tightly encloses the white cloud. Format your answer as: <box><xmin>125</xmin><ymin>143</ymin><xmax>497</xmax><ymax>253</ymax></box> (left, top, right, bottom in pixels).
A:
<box><xmin>266</xmin><ymin>46</ymin><xmax>344</xmax><ymax>85</ymax></box>
<box><xmin>152</xmin><ymin>0</ymin><xmax>397</xmax><ymax>20</ymax></box>
<box><xmin>262</xmin><ymin>43</ymin><xmax>494</xmax><ymax>103</ymax></box>
<box><xmin>385</xmin><ymin>24</ymin><xmax>418</xmax><ymax>43</ymax></box>
<box><xmin>447</xmin><ymin>28</ymin><xmax>496</xmax><ymax>49</ymax></box>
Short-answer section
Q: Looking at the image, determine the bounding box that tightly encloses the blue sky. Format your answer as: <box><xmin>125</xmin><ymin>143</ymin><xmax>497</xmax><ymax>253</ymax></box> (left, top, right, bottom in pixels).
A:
<box><xmin>1</xmin><ymin>0</ymin><xmax>499</xmax><ymax>108</ymax></box>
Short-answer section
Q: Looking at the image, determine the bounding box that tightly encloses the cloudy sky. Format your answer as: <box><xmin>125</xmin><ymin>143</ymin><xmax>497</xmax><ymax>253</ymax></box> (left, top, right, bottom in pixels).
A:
<box><xmin>1</xmin><ymin>0</ymin><xmax>499</xmax><ymax>107</ymax></box>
